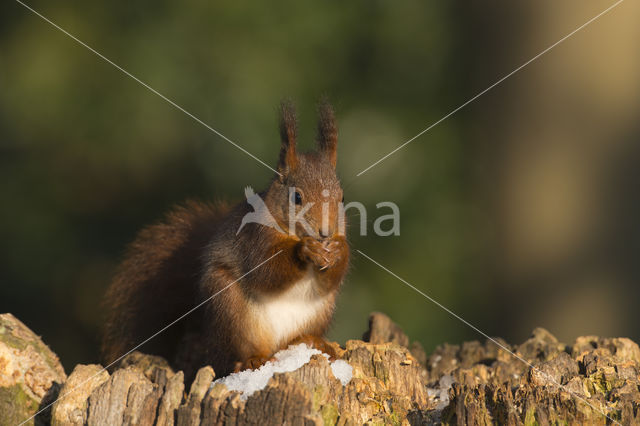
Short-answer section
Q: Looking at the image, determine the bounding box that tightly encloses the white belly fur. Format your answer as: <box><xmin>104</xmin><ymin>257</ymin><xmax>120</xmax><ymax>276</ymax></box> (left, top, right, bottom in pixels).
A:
<box><xmin>252</xmin><ymin>268</ymin><xmax>328</xmax><ymax>348</ymax></box>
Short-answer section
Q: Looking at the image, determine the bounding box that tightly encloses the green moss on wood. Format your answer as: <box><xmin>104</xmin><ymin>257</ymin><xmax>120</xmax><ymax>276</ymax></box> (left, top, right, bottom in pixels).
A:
<box><xmin>0</xmin><ymin>384</ymin><xmax>39</xmax><ymax>426</ymax></box>
<box><xmin>321</xmin><ymin>403</ymin><xmax>339</xmax><ymax>426</ymax></box>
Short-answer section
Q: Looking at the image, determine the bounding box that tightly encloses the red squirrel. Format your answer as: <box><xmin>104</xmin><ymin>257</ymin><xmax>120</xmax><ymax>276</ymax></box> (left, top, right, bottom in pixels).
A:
<box><xmin>101</xmin><ymin>100</ymin><xmax>349</xmax><ymax>379</ymax></box>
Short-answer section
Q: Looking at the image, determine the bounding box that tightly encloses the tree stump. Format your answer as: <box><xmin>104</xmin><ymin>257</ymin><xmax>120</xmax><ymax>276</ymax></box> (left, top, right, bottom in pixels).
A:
<box><xmin>1</xmin><ymin>312</ymin><xmax>639</xmax><ymax>425</ymax></box>
<box><xmin>0</xmin><ymin>313</ymin><xmax>66</xmax><ymax>426</ymax></box>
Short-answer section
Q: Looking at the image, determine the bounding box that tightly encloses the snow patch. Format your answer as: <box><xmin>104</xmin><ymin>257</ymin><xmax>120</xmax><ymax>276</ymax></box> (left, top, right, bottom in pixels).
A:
<box><xmin>427</xmin><ymin>374</ymin><xmax>455</xmax><ymax>411</ymax></box>
<box><xmin>329</xmin><ymin>359</ymin><xmax>353</xmax><ymax>386</ymax></box>
<box><xmin>212</xmin><ymin>343</ymin><xmax>353</xmax><ymax>399</ymax></box>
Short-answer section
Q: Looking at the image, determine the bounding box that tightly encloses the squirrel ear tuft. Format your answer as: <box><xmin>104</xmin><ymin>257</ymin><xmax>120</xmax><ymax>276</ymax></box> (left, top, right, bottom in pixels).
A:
<box><xmin>278</xmin><ymin>99</ymin><xmax>298</xmax><ymax>175</ymax></box>
<box><xmin>316</xmin><ymin>97</ymin><xmax>337</xmax><ymax>168</ymax></box>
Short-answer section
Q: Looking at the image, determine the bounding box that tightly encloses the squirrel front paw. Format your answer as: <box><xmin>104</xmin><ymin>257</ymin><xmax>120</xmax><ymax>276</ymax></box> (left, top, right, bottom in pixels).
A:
<box><xmin>299</xmin><ymin>237</ymin><xmax>330</xmax><ymax>270</ymax></box>
<box><xmin>298</xmin><ymin>236</ymin><xmax>344</xmax><ymax>271</ymax></box>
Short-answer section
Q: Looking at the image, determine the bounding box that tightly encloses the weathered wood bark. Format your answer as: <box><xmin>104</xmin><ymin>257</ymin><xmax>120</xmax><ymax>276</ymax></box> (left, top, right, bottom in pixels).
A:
<box><xmin>3</xmin><ymin>312</ymin><xmax>640</xmax><ymax>425</ymax></box>
<box><xmin>0</xmin><ymin>313</ymin><xmax>66</xmax><ymax>426</ymax></box>
<box><xmin>422</xmin><ymin>328</ymin><xmax>640</xmax><ymax>425</ymax></box>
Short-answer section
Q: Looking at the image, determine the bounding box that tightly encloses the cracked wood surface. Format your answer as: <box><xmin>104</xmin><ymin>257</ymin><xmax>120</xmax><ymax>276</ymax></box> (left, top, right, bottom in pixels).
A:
<box><xmin>2</xmin><ymin>312</ymin><xmax>640</xmax><ymax>425</ymax></box>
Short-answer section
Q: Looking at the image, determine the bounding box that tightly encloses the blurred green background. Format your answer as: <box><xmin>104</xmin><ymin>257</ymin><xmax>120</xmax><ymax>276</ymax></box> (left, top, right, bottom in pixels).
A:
<box><xmin>1</xmin><ymin>0</ymin><xmax>639</xmax><ymax>372</ymax></box>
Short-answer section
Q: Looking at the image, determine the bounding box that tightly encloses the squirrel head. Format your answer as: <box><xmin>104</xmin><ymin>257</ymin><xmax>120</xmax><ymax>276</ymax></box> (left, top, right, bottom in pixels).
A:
<box><xmin>263</xmin><ymin>99</ymin><xmax>344</xmax><ymax>240</ymax></box>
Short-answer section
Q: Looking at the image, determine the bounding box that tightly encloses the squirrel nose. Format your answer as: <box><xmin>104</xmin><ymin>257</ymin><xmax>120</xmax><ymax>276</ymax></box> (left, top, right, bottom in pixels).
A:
<box><xmin>319</xmin><ymin>228</ymin><xmax>329</xmax><ymax>238</ymax></box>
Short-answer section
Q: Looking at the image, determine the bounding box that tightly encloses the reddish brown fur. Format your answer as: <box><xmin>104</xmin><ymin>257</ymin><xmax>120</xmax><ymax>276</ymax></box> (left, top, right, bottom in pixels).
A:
<box><xmin>102</xmin><ymin>100</ymin><xmax>349</xmax><ymax>381</ymax></box>
<box><xmin>101</xmin><ymin>201</ymin><xmax>230</xmax><ymax>370</ymax></box>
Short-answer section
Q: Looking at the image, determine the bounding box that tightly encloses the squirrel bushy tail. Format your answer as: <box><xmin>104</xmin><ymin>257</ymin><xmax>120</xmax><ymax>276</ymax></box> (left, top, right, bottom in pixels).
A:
<box><xmin>101</xmin><ymin>200</ymin><xmax>229</xmax><ymax>371</ymax></box>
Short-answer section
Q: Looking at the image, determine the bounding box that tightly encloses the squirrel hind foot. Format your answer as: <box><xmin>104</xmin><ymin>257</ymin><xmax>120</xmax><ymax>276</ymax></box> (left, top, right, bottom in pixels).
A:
<box><xmin>234</xmin><ymin>354</ymin><xmax>275</xmax><ymax>373</ymax></box>
<box><xmin>288</xmin><ymin>334</ymin><xmax>338</xmax><ymax>361</ymax></box>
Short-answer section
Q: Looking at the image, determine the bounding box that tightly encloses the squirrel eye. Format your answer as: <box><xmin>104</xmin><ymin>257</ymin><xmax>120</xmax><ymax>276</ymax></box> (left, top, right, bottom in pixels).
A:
<box><xmin>293</xmin><ymin>191</ymin><xmax>302</xmax><ymax>205</ymax></box>
<box><xmin>341</xmin><ymin>195</ymin><xmax>344</xmax><ymax>203</ymax></box>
